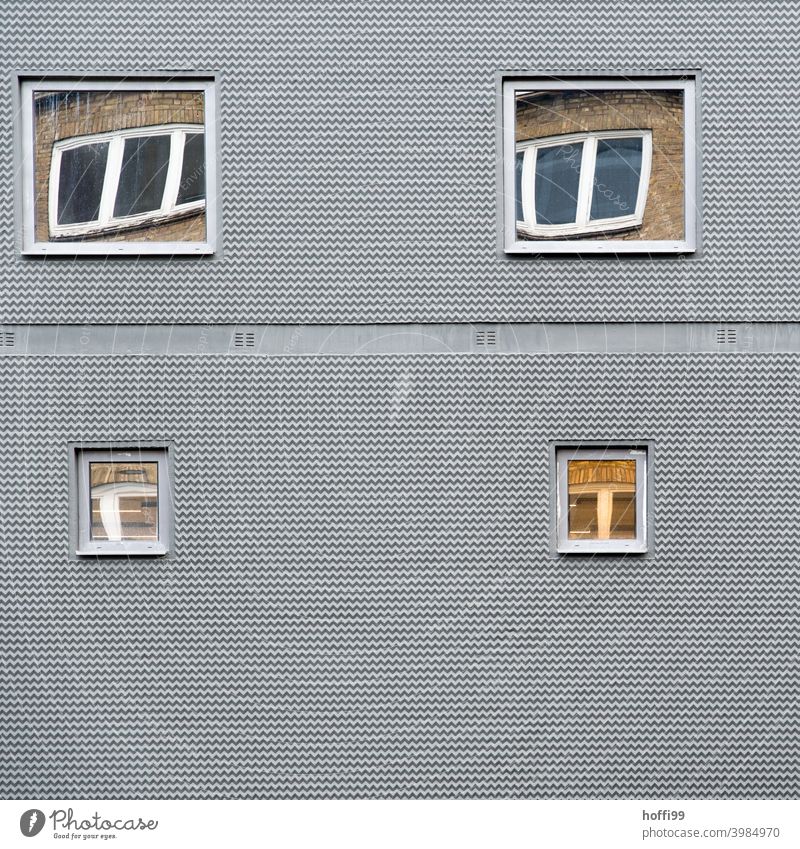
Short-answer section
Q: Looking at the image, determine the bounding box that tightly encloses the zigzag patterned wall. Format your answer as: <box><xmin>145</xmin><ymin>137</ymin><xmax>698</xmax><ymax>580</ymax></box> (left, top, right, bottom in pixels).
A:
<box><xmin>1</xmin><ymin>0</ymin><xmax>798</xmax><ymax>322</ymax></box>
<box><xmin>2</xmin><ymin>353</ymin><xmax>797</xmax><ymax>798</ymax></box>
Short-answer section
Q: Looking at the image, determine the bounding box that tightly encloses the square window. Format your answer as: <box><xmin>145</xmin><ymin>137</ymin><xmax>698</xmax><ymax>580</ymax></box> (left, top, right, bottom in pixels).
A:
<box><xmin>555</xmin><ymin>446</ymin><xmax>650</xmax><ymax>554</ymax></box>
<box><xmin>73</xmin><ymin>446</ymin><xmax>172</xmax><ymax>556</ymax></box>
<box><xmin>501</xmin><ymin>74</ymin><xmax>698</xmax><ymax>254</ymax></box>
<box><xmin>18</xmin><ymin>76</ymin><xmax>217</xmax><ymax>255</ymax></box>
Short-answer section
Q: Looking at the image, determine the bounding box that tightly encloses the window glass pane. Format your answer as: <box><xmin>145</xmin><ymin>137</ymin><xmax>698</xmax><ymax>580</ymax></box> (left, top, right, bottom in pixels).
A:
<box><xmin>114</xmin><ymin>135</ymin><xmax>171</xmax><ymax>218</ymax></box>
<box><xmin>89</xmin><ymin>462</ymin><xmax>158</xmax><ymax>541</ymax></box>
<box><xmin>590</xmin><ymin>137</ymin><xmax>643</xmax><ymax>221</ymax></box>
<box><xmin>176</xmin><ymin>133</ymin><xmax>206</xmax><ymax>205</ymax></box>
<box><xmin>610</xmin><ymin>491</ymin><xmax>636</xmax><ymax>538</ymax></box>
<box><xmin>515</xmin><ymin>151</ymin><xmax>524</xmax><ymax>222</ymax></box>
<box><xmin>534</xmin><ymin>142</ymin><xmax>582</xmax><ymax>225</ymax></box>
<box><xmin>567</xmin><ymin>459</ymin><xmax>636</xmax><ymax>540</ymax></box>
<box><xmin>57</xmin><ymin>142</ymin><xmax>109</xmax><ymax>225</ymax></box>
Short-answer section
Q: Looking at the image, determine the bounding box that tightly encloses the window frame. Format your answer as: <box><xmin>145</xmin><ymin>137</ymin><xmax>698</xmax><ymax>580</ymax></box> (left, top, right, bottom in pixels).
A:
<box><xmin>18</xmin><ymin>75</ymin><xmax>217</xmax><ymax>256</ymax></box>
<box><xmin>49</xmin><ymin>124</ymin><xmax>206</xmax><ymax>239</ymax></box>
<box><xmin>555</xmin><ymin>445</ymin><xmax>649</xmax><ymax>555</ymax></box>
<box><xmin>73</xmin><ymin>445</ymin><xmax>173</xmax><ymax>557</ymax></box>
<box><xmin>516</xmin><ymin>129</ymin><xmax>652</xmax><ymax>238</ymax></box>
<box><xmin>500</xmin><ymin>74</ymin><xmax>698</xmax><ymax>255</ymax></box>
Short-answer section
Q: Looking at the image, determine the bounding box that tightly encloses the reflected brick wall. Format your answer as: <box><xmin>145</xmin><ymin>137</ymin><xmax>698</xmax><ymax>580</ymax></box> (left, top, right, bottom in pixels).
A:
<box><xmin>515</xmin><ymin>90</ymin><xmax>685</xmax><ymax>241</ymax></box>
<box><xmin>34</xmin><ymin>89</ymin><xmax>205</xmax><ymax>242</ymax></box>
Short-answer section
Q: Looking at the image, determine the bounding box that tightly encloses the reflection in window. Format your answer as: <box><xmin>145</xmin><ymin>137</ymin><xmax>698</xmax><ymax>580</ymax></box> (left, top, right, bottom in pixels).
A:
<box><xmin>57</xmin><ymin>142</ymin><xmax>109</xmax><ymax>226</ymax></box>
<box><xmin>114</xmin><ymin>135</ymin><xmax>172</xmax><ymax>217</ymax></box>
<box><xmin>590</xmin><ymin>137</ymin><xmax>643</xmax><ymax>221</ymax></box>
<box><xmin>49</xmin><ymin>126</ymin><xmax>205</xmax><ymax>237</ymax></box>
<box><xmin>89</xmin><ymin>462</ymin><xmax>158</xmax><ymax>541</ymax></box>
<box><xmin>515</xmin><ymin>130</ymin><xmax>651</xmax><ymax>237</ymax></box>
<box><xmin>534</xmin><ymin>142</ymin><xmax>582</xmax><ymax>225</ymax></box>
<box><xmin>567</xmin><ymin>459</ymin><xmax>636</xmax><ymax>540</ymax></box>
<box><xmin>177</xmin><ymin>133</ymin><xmax>206</xmax><ymax>205</ymax></box>
<box><xmin>515</xmin><ymin>151</ymin><xmax>525</xmax><ymax>223</ymax></box>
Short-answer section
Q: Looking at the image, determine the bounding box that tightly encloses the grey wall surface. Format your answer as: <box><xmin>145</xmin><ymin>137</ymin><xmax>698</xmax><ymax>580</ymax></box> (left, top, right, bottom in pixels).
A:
<box><xmin>2</xmin><ymin>0</ymin><xmax>798</xmax><ymax>322</ymax></box>
<box><xmin>2</xmin><ymin>353</ymin><xmax>798</xmax><ymax>798</ymax></box>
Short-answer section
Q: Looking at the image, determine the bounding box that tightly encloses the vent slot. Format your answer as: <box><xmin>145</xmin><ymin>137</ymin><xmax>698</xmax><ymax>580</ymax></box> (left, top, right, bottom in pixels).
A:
<box><xmin>716</xmin><ymin>328</ymin><xmax>737</xmax><ymax>344</ymax></box>
<box><xmin>0</xmin><ymin>331</ymin><xmax>15</xmax><ymax>347</ymax></box>
<box><xmin>233</xmin><ymin>331</ymin><xmax>256</xmax><ymax>348</ymax></box>
<box><xmin>475</xmin><ymin>329</ymin><xmax>497</xmax><ymax>347</ymax></box>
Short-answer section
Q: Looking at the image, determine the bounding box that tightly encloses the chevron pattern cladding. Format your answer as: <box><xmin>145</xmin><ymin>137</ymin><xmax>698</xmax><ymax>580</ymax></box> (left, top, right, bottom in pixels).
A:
<box><xmin>1</xmin><ymin>0</ymin><xmax>798</xmax><ymax>322</ymax></box>
<box><xmin>1</xmin><ymin>353</ymin><xmax>798</xmax><ymax>798</ymax></box>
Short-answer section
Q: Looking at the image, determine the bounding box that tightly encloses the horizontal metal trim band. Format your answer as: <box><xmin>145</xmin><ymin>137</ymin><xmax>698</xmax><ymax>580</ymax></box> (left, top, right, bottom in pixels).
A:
<box><xmin>0</xmin><ymin>323</ymin><xmax>797</xmax><ymax>356</ymax></box>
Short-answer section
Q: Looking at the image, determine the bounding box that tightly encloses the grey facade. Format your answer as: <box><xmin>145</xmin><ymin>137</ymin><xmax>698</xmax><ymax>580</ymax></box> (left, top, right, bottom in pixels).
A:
<box><xmin>2</xmin><ymin>1</ymin><xmax>799</xmax><ymax>799</ymax></box>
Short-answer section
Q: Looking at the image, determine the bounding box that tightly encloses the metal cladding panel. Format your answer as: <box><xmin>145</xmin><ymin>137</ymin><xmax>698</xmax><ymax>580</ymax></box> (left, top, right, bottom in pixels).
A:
<box><xmin>0</xmin><ymin>1</ymin><xmax>798</xmax><ymax>321</ymax></box>
<box><xmin>1</xmin><ymin>353</ymin><xmax>798</xmax><ymax>798</ymax></box>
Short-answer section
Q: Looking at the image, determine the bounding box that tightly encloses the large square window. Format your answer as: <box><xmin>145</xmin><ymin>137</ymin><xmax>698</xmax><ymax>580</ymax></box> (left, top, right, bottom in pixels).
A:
<box><xmin>73</xmin><ymin>446</ymin><xmax>172</xmax><ymax>556</ymax></box>
<box><xmin>502</xmin><ymin>74</ymin><xmax>698</xmax><ymax>254</ymax></box>
<box><xmin>555</xmin><ymin>446</ymin><xmax>650</xmax><ymax>554</ymax></box>
<box><xmin>18</xmin><ymin>76</ymin><xmax>217</xmax><ymax>255</ymax></box>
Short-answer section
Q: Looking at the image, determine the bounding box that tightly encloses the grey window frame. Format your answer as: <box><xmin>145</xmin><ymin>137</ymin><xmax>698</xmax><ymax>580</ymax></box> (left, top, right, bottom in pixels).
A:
<box><xmin>499</xmin><ymin>72</ymin><xmax>699</xmax><ymax>256</ymax></box>
<box><xmin>72</xmin><ymin>445</ymin><xmax>173</xmax><ymax>557</ymax></box>
<box><xmin>555</xmin><ymin>445</ymin><xmax>650</xmax><ymax>555</ymax></box>
<box><xmin>17</xmin><ymin>74</ymin><xmax>218</xmax><ymax>256</ymax></box>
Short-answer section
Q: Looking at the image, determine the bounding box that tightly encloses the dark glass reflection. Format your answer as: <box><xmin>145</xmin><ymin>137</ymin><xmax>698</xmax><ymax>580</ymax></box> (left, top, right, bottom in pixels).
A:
<box><xmin>114</xmin><ymin>135</ymin><xmax>171</xmax><ymax>217</ymax></box>
<box><xmin>177</xmin><ymin>133</ymin><xmax>206</xmax><ymax>205</ymax></box>
<box><xmin>57</xmin><ymin>142</ymin><xmax>109</xmax><ymax>225</ymax></box>
<box><xmin>534</xmin><ymin>142</ymin><xmax>583</xmax><ymax>225</ymax></box>
<box><xmin>590</xmin><ymin>137</ymin><xmax>643</xmax><ymax>221</ymax></box>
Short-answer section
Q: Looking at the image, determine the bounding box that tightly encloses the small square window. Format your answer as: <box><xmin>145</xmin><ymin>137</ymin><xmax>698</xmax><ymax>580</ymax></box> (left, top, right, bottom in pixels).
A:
<box><xmin>555</xmin><ymin>446</ymin><xmax>650</xmax><ymax>554</ymax></box>
<box><xmin>501</xmin><ymin>73</ymin><xmax>698</xmax><ymax>254</ymax></box>
<box><xmin>18</xmin><ymin>75</ymin><xmax>217</xmax><ymax>255</ymax></box>
<box><xmin>73</xmin><ymin>446</ymin><xmax>172</xmax><ymax>556</ymax></box>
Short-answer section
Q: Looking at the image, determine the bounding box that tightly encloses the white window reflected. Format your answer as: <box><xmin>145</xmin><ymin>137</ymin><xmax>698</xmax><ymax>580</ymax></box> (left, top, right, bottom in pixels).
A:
<box><xmin>50</xmin><ymin>125</ymin><xmax>206</xmax><ymax>239</ymax></box>
<box><xmin>89</xmin><ymin>462</ymin><xmax>159</xmax><ymax>541</ymax></box>
<box><xmin>516</xmin><ymin>130</ymin><xmax>652</xmax><ymax>238</ymax></box>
